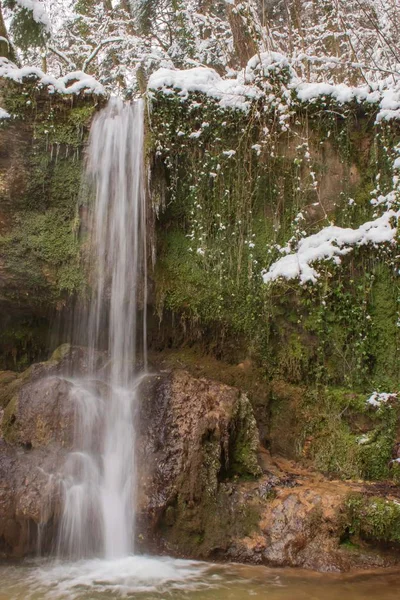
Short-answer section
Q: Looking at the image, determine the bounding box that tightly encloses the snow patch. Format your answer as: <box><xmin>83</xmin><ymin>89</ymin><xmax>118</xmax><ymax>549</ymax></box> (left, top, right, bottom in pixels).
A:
<box><xmin>367</xmin><ymin>392</ymin><xmax>397</xmax><ymax>408</ymax></box>
<box><xmin>0</xmin><ymin>108</ymin><xmax>11</xmax><ymax>119</ymax></box>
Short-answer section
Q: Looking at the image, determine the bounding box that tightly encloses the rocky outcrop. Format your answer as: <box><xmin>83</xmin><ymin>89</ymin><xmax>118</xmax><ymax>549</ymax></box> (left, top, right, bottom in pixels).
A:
<box><xmin>135</xmin><ymin>369</ymin><xmax>400</xmax><ymax>571</ymax></box>
<box><xmin>1</xmin><ymin>354</ymin><xmax>399</xmax><ymax>571</ymax></box>
<box><xmin>224</xmin><ymin>456</ymin><xmax>400</xmax><ymax>572</ymax></box>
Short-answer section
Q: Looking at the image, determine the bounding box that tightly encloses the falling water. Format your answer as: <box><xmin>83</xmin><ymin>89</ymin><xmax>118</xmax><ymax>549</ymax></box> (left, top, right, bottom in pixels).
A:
<box><xmin>57</xmin><ymin>98</ymin><xmax>147</xmax><ymax>559</ymax></box>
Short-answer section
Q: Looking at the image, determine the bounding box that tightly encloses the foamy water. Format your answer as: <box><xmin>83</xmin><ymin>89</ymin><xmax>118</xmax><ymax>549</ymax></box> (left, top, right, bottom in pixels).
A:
<box><xmin>1</xmin><ymin>558</ymin><xmax>400</xmax><ymax>600</ymax></box>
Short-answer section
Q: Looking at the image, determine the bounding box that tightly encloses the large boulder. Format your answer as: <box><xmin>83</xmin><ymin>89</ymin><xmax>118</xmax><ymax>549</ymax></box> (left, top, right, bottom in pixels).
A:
<box><xmin>136</xmin><ymin>369</ymin><xmax>263</xmax><ymax>556</ymax></box>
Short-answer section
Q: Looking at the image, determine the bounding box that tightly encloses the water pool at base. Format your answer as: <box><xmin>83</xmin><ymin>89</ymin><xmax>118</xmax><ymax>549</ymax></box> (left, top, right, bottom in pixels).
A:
<box><xmin>1</xmin><ymin>556</ymin><xmax>400</xmax><ymax>600</ymax></box>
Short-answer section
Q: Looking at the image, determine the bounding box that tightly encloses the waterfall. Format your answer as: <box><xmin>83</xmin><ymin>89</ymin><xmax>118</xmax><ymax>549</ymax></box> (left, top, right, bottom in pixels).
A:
<box><xmin>57</xmin><ymin>98</ymin><xmax>147</xmax><ymax>559</ymax></box>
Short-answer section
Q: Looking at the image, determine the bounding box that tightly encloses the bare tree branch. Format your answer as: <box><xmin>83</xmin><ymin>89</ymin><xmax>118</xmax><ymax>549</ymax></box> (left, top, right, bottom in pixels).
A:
<box><xmin>48</xmin><ymin>45</ymin><xmax>76</xmax><ymax>70</ymax></box>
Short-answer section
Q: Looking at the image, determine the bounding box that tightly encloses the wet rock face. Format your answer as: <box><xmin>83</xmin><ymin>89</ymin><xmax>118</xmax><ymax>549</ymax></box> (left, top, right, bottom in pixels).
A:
<box><xmin>136</xmin><ymin>369</ymin><xmax>262</xmax><ymax>556</ymax></box>
<box><xmin>2</xmin><ymin>377</ymin><xmax>75</xmax><ymax>448</ymax></box>
<box><xmin>137</xmin><ymin>369</ymin><xmax>260</xmax><ymax>509</ymax></box>
<box><xmin>0</xmin><ymin>442</ymin><xmax>65</xmax><ymax>556</ymax></box>
<box><xmin>0</xmin><ymin>345</ymin><xmax>106</xmax><ymax>557</ymax></box>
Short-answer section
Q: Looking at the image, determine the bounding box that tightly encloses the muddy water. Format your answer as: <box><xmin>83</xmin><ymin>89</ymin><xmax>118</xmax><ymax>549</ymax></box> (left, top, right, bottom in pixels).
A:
<box><xmin>0</xmin><ymin>556</ymin><xmax>400</xmax><ymax>600</ymax></box>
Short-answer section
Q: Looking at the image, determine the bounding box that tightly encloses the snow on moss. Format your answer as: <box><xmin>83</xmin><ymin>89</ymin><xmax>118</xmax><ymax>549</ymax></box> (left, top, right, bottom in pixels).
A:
<box><xmin>0</xmin><ymin>108</ymin><xmax>11</xmax><ymax>119</ymax></box>
<box><xmin>149</xmin><ymin>51</ymin><xmax>400</xmax><ymax>123</ymax></box>
<box><xmin>263</xmin><ymin>209</ymin><xmax>400</xmax><ymax>285</ymax></box>
<box><xmin>294</xmin><ymin>79</ymin><xmax>400</xmax><ymax>122</ymax></box>
<box><xmin>367</xmin><ymin>392</ymin><xmax>398</xmax><ymax>407</ymax></box>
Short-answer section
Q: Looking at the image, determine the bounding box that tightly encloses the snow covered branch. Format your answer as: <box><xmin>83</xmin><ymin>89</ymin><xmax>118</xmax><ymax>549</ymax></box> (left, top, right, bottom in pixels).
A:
<box><xmin>82</xmin><ymin>37</ymin><xmax>124</xmax><ymax>73</ymax></box>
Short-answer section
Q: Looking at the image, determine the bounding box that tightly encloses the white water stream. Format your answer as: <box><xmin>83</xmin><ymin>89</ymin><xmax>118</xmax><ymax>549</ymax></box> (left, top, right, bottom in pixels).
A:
<box><xmin>57</xmin><ymin>98</ymin><xmax>147</xmax><ymax>559</ymax></box>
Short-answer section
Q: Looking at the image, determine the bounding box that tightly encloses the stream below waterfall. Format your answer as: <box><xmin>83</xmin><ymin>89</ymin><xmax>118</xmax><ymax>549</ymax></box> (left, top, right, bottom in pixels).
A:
<box><xmin>1</xmin><ymin>558</ymin><xmax>400</xmax><ymax>599</ymax></box>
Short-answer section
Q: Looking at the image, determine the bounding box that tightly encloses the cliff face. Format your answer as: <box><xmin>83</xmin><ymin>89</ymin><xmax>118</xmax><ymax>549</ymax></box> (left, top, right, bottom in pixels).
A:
<box><xmin>0</xmin><ymin>78</ymin><xmax>101</xmax><ymax>370</ymax></box>
<box><xmin>0</xmin><ymin>71</ymin><xmax>400</xmax><ymax>570</ymax></box>
<box><xmin>148</xmin><ymin>76</ymin><xmax>400</xmax><ymax>487</ymax></box>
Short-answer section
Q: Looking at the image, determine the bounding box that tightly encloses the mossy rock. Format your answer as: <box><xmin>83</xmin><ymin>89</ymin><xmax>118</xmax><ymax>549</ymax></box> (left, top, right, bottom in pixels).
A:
<box><xmin>342</xmin><ymin>493</ymin><xmax>400</xmax><ymax>547</ymax></box>
<box><xmin>268</xmin><ymin>382</ymin><xmax>400</xmax><ymax>481</ymax></box>
<box><xmin>160</xmin><ymin>485</ymin><xmax>261</xmax><ymax>557</ymax></box>
<box><xmin>49</xmin><ymin>343</ymin><xmax>71</xmax><ymax>363</ymax></box>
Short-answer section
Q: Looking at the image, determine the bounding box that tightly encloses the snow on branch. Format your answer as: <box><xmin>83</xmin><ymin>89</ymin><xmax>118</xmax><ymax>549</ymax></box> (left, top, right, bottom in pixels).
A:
<box><xmin>48</xmin><ymin>46</ymin><xmax>76</xmax><ymax>70</ymax></box>
<box><xmin>14</xmin><ymin>0</ymin><xmax>50</xmax><ymax>31</ymax></box>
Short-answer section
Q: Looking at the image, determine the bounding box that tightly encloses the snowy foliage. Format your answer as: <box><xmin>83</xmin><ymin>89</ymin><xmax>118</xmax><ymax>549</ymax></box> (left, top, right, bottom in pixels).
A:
<box><xmin>0</xmin><ymin>1</ymin><xmax>399</xmax><ymax>93</ymax></box>
<box><xmin>13</xmin><ymin>0</ymin><xmax>50</xmax><ymax>30</ymax></box>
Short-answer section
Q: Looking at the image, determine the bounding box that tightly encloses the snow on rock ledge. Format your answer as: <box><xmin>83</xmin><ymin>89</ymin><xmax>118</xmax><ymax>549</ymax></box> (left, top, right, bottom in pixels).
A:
<box><xmin>294</xmin><ymin>80</ymin><xmax>400</xmax><ymax>122</ymax></box>
<box><xmin>148</xmin><ymin>65</ymin><xmax>262</xmax><ymax>110</ymax></box>
<box><xmin>263</xmin><ymin>210</ymin><xmax>400</xmax><ymax>285</ymax></box>
<box><xmin>0</xmin><ymin>58</ymin><xmax>105</xmax><ymax>96</ymax></box>
<box><xmin>149</xmin><ymin>52</ymin><xmax>400</xmax><ymax>122</ymax></box>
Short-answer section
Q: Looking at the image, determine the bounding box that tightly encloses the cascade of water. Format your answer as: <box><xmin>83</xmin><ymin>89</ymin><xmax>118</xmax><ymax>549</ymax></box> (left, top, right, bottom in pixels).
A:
<box><xmin>57</xmin><ymin>98</ymin><xmax>147</xmax><ymax>559</ymax></box>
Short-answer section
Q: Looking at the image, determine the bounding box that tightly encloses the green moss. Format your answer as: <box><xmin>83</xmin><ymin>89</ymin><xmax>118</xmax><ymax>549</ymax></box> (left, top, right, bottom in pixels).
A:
<box><xmin>0</xmin><ymin>206</ymin><xmax>83</xmax><ymax>302</ymax></box>
<box><xmin>369</xmin><ymin>264</ymin><xmax>400</xmax><ymax>388</ymax></box>
<box><xmin>269</xmin><ymin>383</ymin><xmax>400</xmax><ymax>481</ymax></box>
<box><xmin>358</xmin><ymin>402</ymin><xmax>399</xmax><ymax>480</ymax></box>
<box><xmin>229</xmin><ymin>394</ymin><xmax>262</xmax><ymax>479</ymax></box>
<box><xmin>0</xmin><ymin>81</ymin><xmax>99</xmax><ymax>369</ymax></box>
<box><xmin>49</xmin><ymin>343</ymin><xmax>71</xmax><ymax>362</ymax></box>
<box><xmin>33</xmin><ymin>104</ymin><xmax>95</xmax><ymax>147</ymax></box>
<box><xmin>343</xmin><ymin>494</ymin><xmax>400</xmax><ymax>546</ymax></box>
<box><xmin>160</xmin><ymin>485</ymin><xmax>261</xmax><ymax>557</ymax></box>
<box><xmin>1</xmin><ymin>394</ymin><xmax>19</xmax><ymax>443</ymax></box>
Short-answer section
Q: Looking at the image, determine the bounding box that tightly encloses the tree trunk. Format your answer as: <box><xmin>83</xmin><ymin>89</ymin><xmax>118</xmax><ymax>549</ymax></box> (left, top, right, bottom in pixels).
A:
<box><xmin>226</xmin><ymin>0</ymin><xmax>258</xmax><ymax>68</ymax></box>
<box><xmin>0</xmin><ymin>1</ymin><xmax>15</xmax><ymax>61</ymax></box>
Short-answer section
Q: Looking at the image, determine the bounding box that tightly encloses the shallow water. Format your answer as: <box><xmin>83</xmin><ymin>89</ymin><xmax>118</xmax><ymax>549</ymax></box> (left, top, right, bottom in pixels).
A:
<box><xmin>1</xmin><ymin>556</ymin><xmax>400</xmax><ymax>600</ymax></box>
